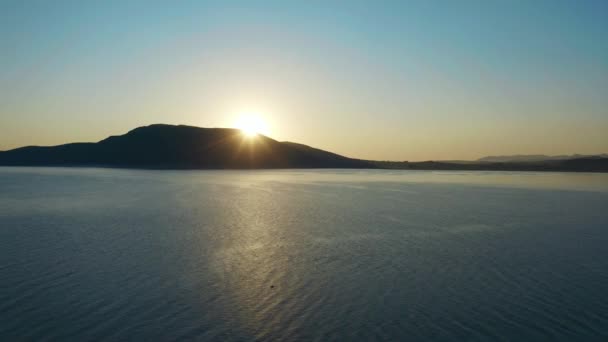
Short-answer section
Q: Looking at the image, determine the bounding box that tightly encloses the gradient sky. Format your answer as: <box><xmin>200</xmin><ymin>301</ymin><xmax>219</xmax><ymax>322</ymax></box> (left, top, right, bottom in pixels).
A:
<box><xmin>1</xmin><ymin>0</ymin><xmax>607</xmax><ymax>161</ymax></box>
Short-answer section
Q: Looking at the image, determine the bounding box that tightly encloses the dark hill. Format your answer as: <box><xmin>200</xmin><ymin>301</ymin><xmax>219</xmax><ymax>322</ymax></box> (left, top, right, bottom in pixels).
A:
<box><xmin>1</xmin><ymin>124</ymin><xmax>607</xmax><ymax>172</ymax></box>
<box><xmin>0</xmin><ymin>124</ymin><xmax>372</xmax><ymax>169</ymax></box>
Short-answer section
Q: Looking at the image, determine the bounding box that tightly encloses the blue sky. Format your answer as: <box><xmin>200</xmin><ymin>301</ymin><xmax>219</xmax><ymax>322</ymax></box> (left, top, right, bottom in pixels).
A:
<box><xmin>1</xmin><ymin>0</ymin><xmax>607</xmax><ymax>160</ymax></box>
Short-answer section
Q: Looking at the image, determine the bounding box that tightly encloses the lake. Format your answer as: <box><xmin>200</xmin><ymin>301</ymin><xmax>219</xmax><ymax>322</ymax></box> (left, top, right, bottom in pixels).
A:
<box><xmin>1</xmin><ymin>167</ymin><xmax>608</xmax><ymax>341</ymax></box>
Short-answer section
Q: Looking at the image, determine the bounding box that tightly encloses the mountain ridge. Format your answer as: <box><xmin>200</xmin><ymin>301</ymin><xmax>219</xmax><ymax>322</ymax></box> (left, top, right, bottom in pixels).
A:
<box><xmin>0</xmin><ymin>124</ymin><xmax>372</xmax><ymax>169</ymax></box>
<box><xmin>1</xmin><ymin>124</ymin><xmax>607</xmax><ymax>172</ymax></box>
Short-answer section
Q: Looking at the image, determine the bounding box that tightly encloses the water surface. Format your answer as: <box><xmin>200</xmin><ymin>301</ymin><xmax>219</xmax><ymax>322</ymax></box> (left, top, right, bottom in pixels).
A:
<box><xmin>1</xmin><ymin>167</ymin><xmax>608</xmax><ymax>341</ymax></box>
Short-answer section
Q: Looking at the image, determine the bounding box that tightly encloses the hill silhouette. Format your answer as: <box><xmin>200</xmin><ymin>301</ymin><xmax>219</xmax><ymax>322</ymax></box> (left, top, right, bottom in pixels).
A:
<box><xmin>1</xmin><ymin>124</ymin><xmax>607</xmax><ymax>172</ymax></box>
<box><xmin>374</xmin><ymin>158</ymin><xmax>608</xmax><ymax>172</ymax></box>
<box><xmin>477</xmin><ymin>154</ymin><xmax>608</xmax><ymax>162</ymax></box>
<box><xmin>0</xmin><ymin>124</ymin><xmax>372</xmax><ymax>169</ymax></box>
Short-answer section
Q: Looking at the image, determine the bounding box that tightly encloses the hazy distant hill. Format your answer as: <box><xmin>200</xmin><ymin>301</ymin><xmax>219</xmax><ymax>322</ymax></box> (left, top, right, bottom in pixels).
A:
<box><xmin>477</xmin><ymin>154</ymin><xmax>608</xmax><ymax>162</ymax></box>
<box><xmin>0</xmin><ymin>124</ymin><xmax>372</xmax><ymax>169</ymax></box>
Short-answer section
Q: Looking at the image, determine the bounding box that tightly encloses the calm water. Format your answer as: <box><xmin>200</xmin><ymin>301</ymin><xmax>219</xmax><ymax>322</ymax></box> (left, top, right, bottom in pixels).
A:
<box><xmin>1</xmin><ymin>167</ymin><xmax>608</xmax><ymax>341</ymax></box>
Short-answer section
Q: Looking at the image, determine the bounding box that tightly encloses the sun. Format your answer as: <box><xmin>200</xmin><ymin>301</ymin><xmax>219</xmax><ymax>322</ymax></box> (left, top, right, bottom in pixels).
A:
<box><xmin>234</xmin><ymin>114</ymin><xmax>269</xmax><ymax>137</ymax></box>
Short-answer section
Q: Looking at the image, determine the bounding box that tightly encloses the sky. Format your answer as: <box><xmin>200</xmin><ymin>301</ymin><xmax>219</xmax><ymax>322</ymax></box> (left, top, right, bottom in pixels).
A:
<box><xmin>1</xmin><ymin>0</ymin><xmax>607</xmax><ymax>161</ymax></box>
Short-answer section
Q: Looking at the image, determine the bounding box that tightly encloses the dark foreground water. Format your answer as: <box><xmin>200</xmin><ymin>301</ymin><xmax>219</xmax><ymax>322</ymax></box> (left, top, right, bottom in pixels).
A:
<box><xmin>1</xmin><ymin>167</ymin><xmax>608</xmax><ymax>341</ymax></box>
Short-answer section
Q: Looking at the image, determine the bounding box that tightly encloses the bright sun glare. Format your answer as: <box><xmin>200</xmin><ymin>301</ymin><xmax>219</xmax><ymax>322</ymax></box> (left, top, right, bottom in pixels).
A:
<box><xmin>235</xmin><ymin>114</ymin><xmax>269</xmax><ymax>137</ymax></box>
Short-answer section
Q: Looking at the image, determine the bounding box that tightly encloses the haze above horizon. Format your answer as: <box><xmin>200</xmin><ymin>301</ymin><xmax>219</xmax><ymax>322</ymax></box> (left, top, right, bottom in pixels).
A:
<box><xmin>1</xmin><ymin>1</ymin><xmax>607</xmax><ymax>160</ymax></box>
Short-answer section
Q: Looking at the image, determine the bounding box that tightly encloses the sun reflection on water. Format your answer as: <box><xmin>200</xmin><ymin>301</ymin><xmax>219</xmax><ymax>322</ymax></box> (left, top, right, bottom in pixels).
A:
<box><xmin>211</xmin><ymin>184</ymin><xmax>302</xmax><ymax>340</ymax></box>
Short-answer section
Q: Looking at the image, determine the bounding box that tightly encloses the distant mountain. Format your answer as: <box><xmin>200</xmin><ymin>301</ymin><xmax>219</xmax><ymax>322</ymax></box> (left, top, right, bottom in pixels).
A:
<box><xmin>1</xmin><ymin>124</ymin><xmax>607</xmax><ymax>172</ymax></box>
<box><xmin>0</xmin><ymin>124</ymin><xmax>372</xmax><ymax>169</ymax></box>
<box><xmin>477</xmin><ymin>154</ymin><xmax>608</xmax><ymax>162</ymax></box>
